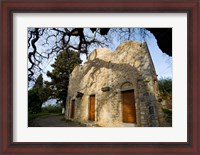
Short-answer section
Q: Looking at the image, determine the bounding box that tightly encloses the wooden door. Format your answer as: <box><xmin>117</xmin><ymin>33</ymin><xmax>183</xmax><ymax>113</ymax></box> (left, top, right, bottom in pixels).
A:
<box><xmin>70</xmin><ymin>100</ymin><xmax>75</xmax><ymax>119</ymax></box>
<box><xmin>89</xmin><ymin>95</ymin><xmax>95</xmax><ymax>121</ymax></box>
<box><xmin>122</xmin><ymin>90</ymin><xmax>136</xmax><ymax>123</ymax></box>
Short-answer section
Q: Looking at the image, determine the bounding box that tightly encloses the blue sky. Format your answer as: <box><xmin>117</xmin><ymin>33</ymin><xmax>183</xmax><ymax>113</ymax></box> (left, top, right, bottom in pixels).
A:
<box><xmin>144</xmin><ymin>35</ymin><xmax>172</xmax><ymax>79</ymax></box>
<box><xmin>38</xmin><ymin>28</ymin><xmax>172</xmax><ymax>83</ymax></box>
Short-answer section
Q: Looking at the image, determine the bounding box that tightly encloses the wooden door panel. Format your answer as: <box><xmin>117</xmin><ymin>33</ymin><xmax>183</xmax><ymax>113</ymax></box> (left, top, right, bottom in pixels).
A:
<box><xmin>70</xmin><ymin>100</ymin><xmax>75</xmax><ymax>119</ymax></box>
<box><xmin>89</xmin><ymin>95</ymin><xmax>95</xmax><ymax>121</ymax></box>
<box><xmin>122</xmin><ymin>90</ymin><xmax>136</xmax><ymax>123</ymax></box>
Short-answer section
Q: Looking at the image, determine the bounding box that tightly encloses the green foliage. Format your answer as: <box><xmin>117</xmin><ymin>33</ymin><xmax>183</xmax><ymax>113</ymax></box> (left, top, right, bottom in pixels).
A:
<box><xmin>28</xmin><ymin>88</ymin><xmax>42</xmax><ymax>113</ymax></box>
<box><xmin>158</xmin><ymin>78</ymin><xmax>172</xmax><ymax>125</ymax></box>
<box><xmin>41</xmin><ymin>105</ymin><xmax>62</xmax><ymax>113</ymax></box>
<box><xmin>45</xmin><ymin>49</ymin><xmax>81</xmax><ymax>107</ymax></box>
<box><xmin>39</xmin><ymin>86</ymin><xmax>52</xmax><ymax>103</ymax></box>
<box><xmin>28</xmin><ymin>74</ymin><xmax>51</xmax><ymax>113</ymax></box>
<box><xmin>158</xmin><ymin>78</ymin><xmax>172</xmax><ymax>100</ymax></box>
<box><xmin>162</xmin><ymin>108</ymin><xmax>172</xmax><ymax>123</ymax></box>
<box><xmin>33</xmin><ymin>74</ymin><xmax>43</xmax><ymax>89</ymax></box>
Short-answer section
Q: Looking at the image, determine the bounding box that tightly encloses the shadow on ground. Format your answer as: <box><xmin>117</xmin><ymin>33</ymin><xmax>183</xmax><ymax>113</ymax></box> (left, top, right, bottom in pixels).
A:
<box><xmin>28</xmin><ymin>114</ymin><xmax>87</xmax><ymax>127</ymax></box>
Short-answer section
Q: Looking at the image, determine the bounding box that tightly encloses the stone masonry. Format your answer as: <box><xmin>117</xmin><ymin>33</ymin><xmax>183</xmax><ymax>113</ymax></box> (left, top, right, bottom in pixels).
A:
<box><xmin>65</xmin><ymin>41</ymin><xmax>165</xmax><ymax>127</ymax></box>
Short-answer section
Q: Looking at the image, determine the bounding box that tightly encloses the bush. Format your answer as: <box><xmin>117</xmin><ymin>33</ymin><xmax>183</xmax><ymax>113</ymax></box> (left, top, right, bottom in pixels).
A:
<box><xmin>28</xmin><ymin>88</ymin><xmax>43</xmax><ymax>113</ymax></box>
<box><xmin>158</xmin><ymin>78</ymin><xmax>172</xmax><ymax>100</ymax></box>
<box><xmin>162</xmin><ymin>108</ymin><xmax>172</xmax><ymax>124</ymax></box>
<box><xmin>41</xmin><ymin>105</ymin><xmax>62</xmax><ymax>113</ymax></box>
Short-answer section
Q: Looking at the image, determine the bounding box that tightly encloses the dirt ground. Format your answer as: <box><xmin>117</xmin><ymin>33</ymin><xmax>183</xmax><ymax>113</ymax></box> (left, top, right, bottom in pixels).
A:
<box><xmin>28</xmin><ymin>114</ymin><xmax>86</xmax><ymax>127</ymax></box>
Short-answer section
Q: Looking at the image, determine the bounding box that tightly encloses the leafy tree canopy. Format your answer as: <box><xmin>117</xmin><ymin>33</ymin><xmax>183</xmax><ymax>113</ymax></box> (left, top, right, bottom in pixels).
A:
<box><xmin>45</xmin><ymin>49</ymin><xmax>81</xmax><ymax>108</ymax></box>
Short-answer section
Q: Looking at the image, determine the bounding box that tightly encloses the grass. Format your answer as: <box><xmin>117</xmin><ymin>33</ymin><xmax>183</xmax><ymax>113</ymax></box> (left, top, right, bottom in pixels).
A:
<box><xmin>28</xmin><ymin>105</ymin><xmax>63</xmax><ymax>122</ymax></box>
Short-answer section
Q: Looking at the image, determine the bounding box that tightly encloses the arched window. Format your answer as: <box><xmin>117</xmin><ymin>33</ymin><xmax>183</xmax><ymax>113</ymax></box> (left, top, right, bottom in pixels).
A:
<box><xmin>121</xmin><ymin>81</ymin><xmax>134</xmax><ymax>91</ymax></box>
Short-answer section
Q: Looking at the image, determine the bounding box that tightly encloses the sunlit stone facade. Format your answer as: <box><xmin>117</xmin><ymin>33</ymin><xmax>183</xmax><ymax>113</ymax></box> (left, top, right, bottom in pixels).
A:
<box><xmin>65</xmin><ymin>41</ymin><xmax>165</xmax><ymax>127</ymax></box>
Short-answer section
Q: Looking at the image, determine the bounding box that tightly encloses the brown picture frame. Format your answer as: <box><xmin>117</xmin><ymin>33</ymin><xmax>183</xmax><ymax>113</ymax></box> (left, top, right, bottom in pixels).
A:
<box><xmin>0</xmin><ymin>0</ymin><xmax>199</xmax><ymax>154</ymax></box>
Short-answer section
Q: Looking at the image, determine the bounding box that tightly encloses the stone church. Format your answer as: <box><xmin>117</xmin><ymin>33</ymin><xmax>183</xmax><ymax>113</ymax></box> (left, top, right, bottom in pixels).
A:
<box><xmin>65</xmin><ymin>41</ymin><xmax>165</xmax><ymax>127</ymax></box>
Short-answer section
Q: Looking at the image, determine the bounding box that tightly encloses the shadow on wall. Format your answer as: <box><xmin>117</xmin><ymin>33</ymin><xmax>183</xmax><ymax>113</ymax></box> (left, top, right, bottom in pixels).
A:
<box><xmin>67</xmin><ymin>41</ymin><xmax>166</xmax><ymax>127</ymax></box>
<box><xmin>71</xmin><ymin>57</ymin><xmax>164</xmax><ymax>126</ymax></box>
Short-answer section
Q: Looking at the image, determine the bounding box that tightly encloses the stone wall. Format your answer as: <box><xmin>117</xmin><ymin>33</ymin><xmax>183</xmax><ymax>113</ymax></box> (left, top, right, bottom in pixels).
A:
<box><xmin>65</xmin><ymin>41</ymin><xmax>165</xmax><ymax>127</ymax></box>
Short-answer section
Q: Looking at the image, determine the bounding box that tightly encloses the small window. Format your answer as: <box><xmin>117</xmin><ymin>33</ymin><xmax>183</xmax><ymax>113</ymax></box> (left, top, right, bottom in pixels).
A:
<box><xmin>149</xmin><ymin>106</ymin><xmax>156</xmax><ymax>115</ymax></box>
